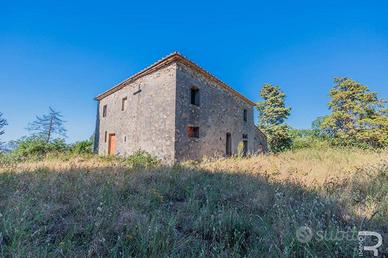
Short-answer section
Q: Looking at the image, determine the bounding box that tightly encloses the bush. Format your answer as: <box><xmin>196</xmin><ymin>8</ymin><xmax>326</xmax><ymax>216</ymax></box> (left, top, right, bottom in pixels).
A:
<box><xmin>266</xmin><ymin>125</ymin><xmax>293</xmax><ymax>153</ymax></box>
<box><xmin>290</xmin><ymin>129</ymin><xmax>330</xmax><ymax>150</ymax></box>
<box><xmin>12</xmin><ymin>137</ymin><xmax>68</xmax><ymax>160</ymax></box>
<box><xmin>0</xmin><ymin>152</ymin><xmax>18</xmax><ymax>166</ymax></box>
<box><xmin>71</xmin><ymin>140</ymin><xmax>93</xmax><ymax>154</ymax></box>
<box><xmin>124</xmin><ymin>151</ymin><xmax>160</xmax><ymax>168</ymax></box>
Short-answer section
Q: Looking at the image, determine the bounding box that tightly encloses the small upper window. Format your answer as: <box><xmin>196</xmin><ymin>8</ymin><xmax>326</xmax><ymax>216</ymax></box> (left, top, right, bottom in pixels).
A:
<box><xmin>243</xmin><ymin>134</ymin><xmax>248</xmax><ymax>139</ymax></box>
<box><xmin>191</xmin><ymin>87</ymin><xmax>200</xmax><ymax>106</ymax></box>
<box><xmin>104</xmin><ymin>131</ymin><xmax>107</xmax><ymax>142</ymax></box>
<box><xmin>187</xmin><ymin>126</ymin><xmax>199</xmax><ymax>138</ymax></box>
<box><xmin>102</xmin><ymin>105</ymin><xmax>107</xmax><ymax>117</ymax></box>
<box><xmin>121</xmin><ymin>97</ymin><xmax>127</xmax><ymax>111</ymax></box>
<box><xmin>243</xmin><ymin>109</ymin><xmax>247</xmax><ymax>122</ymax></box>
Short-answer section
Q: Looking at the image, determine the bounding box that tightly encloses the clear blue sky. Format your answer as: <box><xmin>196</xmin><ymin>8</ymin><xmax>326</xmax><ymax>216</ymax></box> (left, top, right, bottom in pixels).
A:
<box><xmin>1</xmin><ymin>0</ymin><xmax>387</xmax><ymax>143</ymax></box>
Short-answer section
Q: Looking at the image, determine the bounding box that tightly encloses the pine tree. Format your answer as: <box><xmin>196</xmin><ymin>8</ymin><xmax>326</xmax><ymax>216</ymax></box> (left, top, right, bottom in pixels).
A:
<box><xmin>321</xmin><ymin>77</ymin><xmax>387</xmax><ymax>148</ymax></box>
<box><xmin>27</xmin><ymin>107</ymin><xmax>67</xmax><ymax>143</ymax></box>
<box><xmin>0</xmin><ymin>112</ymin><xmax>8</xmax><ymax>148</ymax></box>
<box><xmin>257</xmin><ymin>83</ymin><xmax>292</xmax><ymax>152</ymax></box>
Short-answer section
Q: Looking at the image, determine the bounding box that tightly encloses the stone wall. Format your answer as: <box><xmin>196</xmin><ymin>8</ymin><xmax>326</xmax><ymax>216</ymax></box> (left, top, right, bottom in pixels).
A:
<box><xmin>95</xmin><ymin>59</ymin><xmax>267</xmax><ymax>163</ymax></box>
<box><xmin>96</xmin><ymin>63</ymin><xmax>177</xmax><ymax>163</ymax></box>
<box><xmin>174</xmin><ymin>62</ymin><xmax>266</xmax><ymax>162</ymax></box>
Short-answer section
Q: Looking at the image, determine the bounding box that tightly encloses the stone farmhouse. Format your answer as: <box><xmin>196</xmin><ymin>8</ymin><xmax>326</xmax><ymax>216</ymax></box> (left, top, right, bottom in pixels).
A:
<box><xmin>94</xmin><ymin>52</ymin><xmax>267</xmax><ymax>163</ymax></box>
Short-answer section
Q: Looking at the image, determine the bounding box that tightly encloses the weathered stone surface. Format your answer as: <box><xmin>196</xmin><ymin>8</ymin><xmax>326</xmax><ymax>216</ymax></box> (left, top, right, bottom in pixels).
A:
<box><xmin>95</xmin><ymin>55</ymin><xmax>267</xmax><ymax>163</ymax></box>
<box><xmin>97</xmin><ymin>63</ymin><xmax>177</xmax><ymax>162</ymax></box>
<box><xmin>175</xmin><ymin>62</ymin><xmax>266</xmax><ymax>161</ymax></box>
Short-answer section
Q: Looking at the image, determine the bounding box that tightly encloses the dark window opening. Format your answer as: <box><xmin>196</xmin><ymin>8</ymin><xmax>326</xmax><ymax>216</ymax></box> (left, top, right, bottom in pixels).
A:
<box><xmin>104</xmin><ymin>131</ymin><xmax>107</xmax><ymax>143</ymax></box>
<box><xmin>191</xmin><ymin>87</ymin><xmax>200</xmax><ymax>106</ymax></box>
<box><xmin>124</xmin><ymin>136</ymin><xmax>127</xmax><ymax>142</ymax></box>
<box><xmin>243</xmin><ymin>109</ymin><xmax>247</xmax><ymax>122</ymax></box>
<box><xmin>102</xmin><ymin>105</ymin><xmax>107</xmax><ymax>117</ymax></box>
<box><xmin>187</xmin><ymin>126</ymin><xmax>199</xmax><ymax>138</ymax></box>
<box><xmin>121</xmin><ymin>97</ymin><xmax>127</xmax><ymax>111</ymax></box>
<box><xmin>226</xmin><ymin>133</ymin><xmax>232</xmax><ymax>156</ymax></box>
<box><xmin>243</xmin><ymin>134</ymin><xmax>248</xmax><ymax>139</ymax></box>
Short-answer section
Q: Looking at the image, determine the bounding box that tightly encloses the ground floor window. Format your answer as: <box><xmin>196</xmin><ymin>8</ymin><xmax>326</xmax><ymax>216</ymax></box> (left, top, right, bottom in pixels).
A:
<box><xmin>187</xmin><ymin>126</ymin><xmax>199</xmax><ymax>138</ymax></box>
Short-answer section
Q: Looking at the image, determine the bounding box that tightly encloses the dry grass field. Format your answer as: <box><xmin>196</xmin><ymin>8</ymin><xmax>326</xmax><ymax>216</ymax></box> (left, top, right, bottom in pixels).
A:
<box><xmin>0</xmin><ymin>147</ymin><xmax>387</xmax><ymax>257</ymax></box>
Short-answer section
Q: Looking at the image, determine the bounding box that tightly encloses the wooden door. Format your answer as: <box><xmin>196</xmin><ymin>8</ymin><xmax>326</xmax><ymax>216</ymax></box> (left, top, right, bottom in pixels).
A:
<box><xmin>108</xmin><ymin>134</ymin><xmax>116</xmax><ymax>155</ymax></box>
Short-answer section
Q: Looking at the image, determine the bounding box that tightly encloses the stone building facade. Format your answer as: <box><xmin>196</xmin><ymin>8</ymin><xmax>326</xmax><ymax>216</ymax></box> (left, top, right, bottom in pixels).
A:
<box><xmin>94</xmin><ymin>52</ymin><xmax>267</xmax><ymax>163</ymax></box>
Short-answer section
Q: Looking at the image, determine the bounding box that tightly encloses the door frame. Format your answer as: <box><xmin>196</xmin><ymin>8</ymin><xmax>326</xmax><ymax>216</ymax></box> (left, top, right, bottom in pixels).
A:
<box><xmin>108</xmin><ymin>133</ymin><xmax>116</xmax><ymax>155</ymax></box>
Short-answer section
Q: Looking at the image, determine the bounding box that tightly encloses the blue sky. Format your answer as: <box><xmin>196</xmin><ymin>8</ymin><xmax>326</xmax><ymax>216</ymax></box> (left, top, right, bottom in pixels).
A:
<box><xmin>1</xmin><ymin>0</ymin><xmax>387</xmax><ymax>143</ymax></box>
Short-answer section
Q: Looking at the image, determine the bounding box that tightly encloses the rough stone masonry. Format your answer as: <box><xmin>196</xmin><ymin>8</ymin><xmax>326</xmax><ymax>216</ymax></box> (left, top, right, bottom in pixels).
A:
<box><xmin>94</xmin><ymin>52</ymin><xmax>267</xmax><ymax>163</ymax></box>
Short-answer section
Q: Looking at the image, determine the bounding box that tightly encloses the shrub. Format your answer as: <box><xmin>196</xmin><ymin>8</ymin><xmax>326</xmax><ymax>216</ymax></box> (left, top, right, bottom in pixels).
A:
<box><xmin>71</xmin><ymin>140</ymin><xmax>93</xmax><ymax>154</ymax></box>
<box><xmin>290</xmin><ymin>129</ymin><xmax>330</xmax><ymax>150</ymax></box>
<box><xmin>124</xmin><ymin>151</ymin><xmax>160</xmax><ymax>168</ymax></box>
<box><xmin>237</xmin><ymin>141</ymin><xmax>245</xmax><ymax>157</ymax></box>
<box><xmin>0</xmin><ymin>152</ymin><xmax>17</xmax><ymax>166</ymax></box>
<box><xmin>50</xmin><ymin>138</ymin><xmax>68</xmax><ymax>152</ymax></box>
<box><xmin>11</xmin><ymin>137</ymin><xmax>68</xmax><ymax>160</ymax></box>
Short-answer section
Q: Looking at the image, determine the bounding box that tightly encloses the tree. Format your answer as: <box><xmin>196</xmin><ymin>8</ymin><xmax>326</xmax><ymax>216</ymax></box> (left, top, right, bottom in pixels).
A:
<box><xmin>312</xmin><ymin>116</ymin><xmax>325</xmax><ymax>132</ymax></box>
<box><xmin>27</xmin><ymin>107</ymin><xmax>67</xmax><ymax>143</ymax></box>
<box><xmin>0</xmin><ymin>112</ymin><xmax>8</xmax><ymax>149</ymax></box>
<box><xmin>311</xmin><ymin>116</ymin><xmax>329</xmax><ymax>138</ymax></box>
<box><xmin>321</xmin><ymin>77</ymin><xmax>387</xmax><ymax>148</ymax></box>
<box><xmin>257</xmin><ymin>83</ymin><xmax>292</xmax><ymax>152</ymax></box>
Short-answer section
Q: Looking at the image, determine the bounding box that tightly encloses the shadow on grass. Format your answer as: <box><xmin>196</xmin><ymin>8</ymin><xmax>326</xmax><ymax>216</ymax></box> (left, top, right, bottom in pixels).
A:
<box><xmin>0</xmin><ymin>164</ymin><xmax>386</xmax><ymax>257</ymax></box>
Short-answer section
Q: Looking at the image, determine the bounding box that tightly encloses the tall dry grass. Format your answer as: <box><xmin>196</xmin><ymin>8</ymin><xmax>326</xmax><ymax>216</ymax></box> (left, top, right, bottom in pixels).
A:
<box><xmin>199</xmin><ymin>147</ymin><xmax>387</xmax><ymax>187</ymax></box>
<box><xmin>0</xmin><ymin>147</ymin><xmax>387</xmax><ymax>257</ymax></box>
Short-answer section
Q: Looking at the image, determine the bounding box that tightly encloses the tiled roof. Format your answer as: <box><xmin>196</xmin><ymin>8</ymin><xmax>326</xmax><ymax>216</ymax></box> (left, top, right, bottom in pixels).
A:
<box><xmin>95</xmin><ymin>52</ymin><xmax>256</xmax><ymax>106</ymax></box>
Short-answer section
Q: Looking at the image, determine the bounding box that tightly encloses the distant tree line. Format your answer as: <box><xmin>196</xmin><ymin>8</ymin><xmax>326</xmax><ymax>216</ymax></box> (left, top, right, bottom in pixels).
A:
<box><xmin>257</xmin><ymin>77</ymin><xmax>387</xmax><ymax>152</ymax></box>
<box><xmin>0</xmin><ymin>107</ymin><xmax>93</xmax><ymax>159</ymax></box>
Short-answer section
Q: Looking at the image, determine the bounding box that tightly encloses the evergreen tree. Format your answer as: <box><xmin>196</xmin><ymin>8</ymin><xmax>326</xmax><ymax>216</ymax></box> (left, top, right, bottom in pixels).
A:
<box><xmin>27</xmin><ymin>107</ymin><xmax>67</xmax><ymax>143</ymax></box>
<box><xmin>321</xmin><ymin>77</ymin><xmax>387</xmax><ymax>148</ymax></box>
<box><xmin>0</xmin><ymin>112</ymin><xmax>8</xmax><ymax>149</ymax></box>
<box><xmin>257</xmin><ymin>83</ymin><xmax>292</xmax><ymax>152</ymax></box>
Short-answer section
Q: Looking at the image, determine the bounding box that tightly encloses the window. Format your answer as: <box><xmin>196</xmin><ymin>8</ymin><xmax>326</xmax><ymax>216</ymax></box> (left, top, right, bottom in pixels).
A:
<box><xmin>187</xmin><ymin>126</ymin><xmax>199</xmax><ymax>138</ymax></box>
<box><xmin>243</xmin><ymin>109</ymin><xmax>247</xmax><ymax>122</ymax></box>
<box><xmin>191</xmin><ymin>87</ymin><xmax>200</xmax><ymax>106</ymax></box>
<box><xmin>102</xmin><ymin>105</ymin><xmax>107</xmax><ymax>117</ymax></box>
<box><xmin>242</xmin><ymin>134</ymin><xmax>248</xmax><ymax>139</ymax></box>
<box><xmin>121</xmin><ymin>97</ymin><xmax>127</xmax><ymax>111</ymax></box>
<box><xmin>104</xmin><ymin>131</ymin><xmax>107</xmax><ymax>143</ymax></box>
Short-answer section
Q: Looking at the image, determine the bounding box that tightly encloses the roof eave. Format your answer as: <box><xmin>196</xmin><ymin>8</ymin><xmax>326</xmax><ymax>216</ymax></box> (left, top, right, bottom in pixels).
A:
<box><xmin>95</xmin><ymin>52</ymin><xmax>257</xmax><ymax>106</ymax></box>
